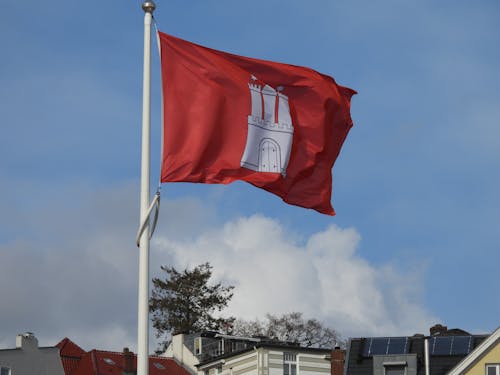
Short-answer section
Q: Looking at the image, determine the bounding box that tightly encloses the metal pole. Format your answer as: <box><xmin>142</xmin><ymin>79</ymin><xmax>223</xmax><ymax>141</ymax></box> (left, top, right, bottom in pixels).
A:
<box><xmin>424</xmin><ymin>338</ymin><xmax>430</xmax><ymax>375</ymax></box>
<box><xmin>138</xmin><ymin>2</ymin><xmax>155</xmax><ymax>375</ymax></box>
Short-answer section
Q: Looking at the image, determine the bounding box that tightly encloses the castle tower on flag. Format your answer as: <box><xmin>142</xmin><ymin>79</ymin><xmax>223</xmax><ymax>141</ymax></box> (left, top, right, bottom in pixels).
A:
<box><xmin>240</xmin><ymin>76</ymin><xmax>294</xmax><ymax>176</ymax></box>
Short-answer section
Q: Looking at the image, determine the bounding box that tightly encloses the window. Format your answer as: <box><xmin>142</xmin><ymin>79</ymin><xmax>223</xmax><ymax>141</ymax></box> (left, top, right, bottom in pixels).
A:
<box><xmin>283</xmin><ymin>352</ymin><xmax>296</xmax><ymax>375</ymax></box>
<box><xmin>385</xmin><ymin>365</ymin><xmax>406</xmax><ymax>375</ymax></box>
<box><xmin>486</xmin><ymin>364</ymin><xmax>500</xmax><ymax>375</ymax></box>
<box><xmin>103</xmin><ymin>358</ymin><xmax>115</xmax><ymax>365</ymax></box>
<box><xmin>1</xmin><ymin>367</ymin><xmax>11</xmax><ymax>375</ymax></box>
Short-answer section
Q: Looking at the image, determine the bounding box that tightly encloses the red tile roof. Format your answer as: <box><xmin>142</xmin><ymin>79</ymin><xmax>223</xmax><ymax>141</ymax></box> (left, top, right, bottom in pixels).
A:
<box><xmin>56</xmin><ymin>338</ymin><xmax>190</xmax><ymax>375</ymax></box>
<box><xmin>57</xmin><ymin>338</ymin><xmax>86</xmax><ymax>375</ymax></box>
<box><xmin>72</xmin><ymin>350</ymin><xmax>190</xmax><ymax>375</ymax></box>
<box><xmin>57</xmin><ymin>338</ymin><xmax>86</xmax><ymax>358</ymax></box>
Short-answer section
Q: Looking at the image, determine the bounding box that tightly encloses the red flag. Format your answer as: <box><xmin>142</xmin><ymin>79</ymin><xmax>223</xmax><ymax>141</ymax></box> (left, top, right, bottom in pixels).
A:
<box><xmin>159</xmin><ymin>32</ymin><xmax>355</xmax><ymax>215</ymax></box>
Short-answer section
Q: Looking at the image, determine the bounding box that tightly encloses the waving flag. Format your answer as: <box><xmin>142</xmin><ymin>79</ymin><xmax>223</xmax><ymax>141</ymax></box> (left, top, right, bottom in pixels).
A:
<box><xmin>158</xmin><ymin>31</ymin><xmax>355</xmax><ymax>215</ymax></box>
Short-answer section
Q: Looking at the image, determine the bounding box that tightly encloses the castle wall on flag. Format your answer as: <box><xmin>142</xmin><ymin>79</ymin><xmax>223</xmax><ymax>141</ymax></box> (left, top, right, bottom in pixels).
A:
<box><xmin>240</xmin><ymin>77</ymin><xmax>294</xmax><ymax>176</ymax></box>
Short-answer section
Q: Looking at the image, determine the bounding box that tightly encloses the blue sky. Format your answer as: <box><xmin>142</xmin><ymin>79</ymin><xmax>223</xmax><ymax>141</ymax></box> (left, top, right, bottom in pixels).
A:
<box><xmin>1</xmin><ymin>0</ymin><xmax>499</xmax><ymax>352</ymax></box>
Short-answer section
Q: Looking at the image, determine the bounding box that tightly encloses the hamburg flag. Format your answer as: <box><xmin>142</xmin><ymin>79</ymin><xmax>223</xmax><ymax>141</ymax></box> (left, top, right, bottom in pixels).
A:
<box><xmin>158</xmin><ymin>31</ymin><xmax>355</xmax><ymax>215</ymax></box>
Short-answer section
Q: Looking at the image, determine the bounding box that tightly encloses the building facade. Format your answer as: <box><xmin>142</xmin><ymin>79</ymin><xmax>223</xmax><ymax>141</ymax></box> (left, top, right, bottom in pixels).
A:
<box><xmin>164</xmin><ymin>332</ymin><xmax>331</xmax><ymax>375</ymax></box>
<box><xmin>198</xmin><ymin>343</ymin><xmax>331</xmax><ymax>375</ymax></box>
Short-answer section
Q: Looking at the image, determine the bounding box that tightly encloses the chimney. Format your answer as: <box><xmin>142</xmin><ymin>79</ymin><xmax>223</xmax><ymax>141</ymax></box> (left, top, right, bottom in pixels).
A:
<box><xmin>430</xmin><ymin>324</ymin><xmax>448</xmax><ymax>336</ymax></box>
<box><xmin>331</xmin><ymin>347</ymin><xmax>345</xmax><ymax>375</ymax></box>
<box><xmin>123</xmin><ymin>347</ymin><xmax>136</xmax><ymax>374</ymax></box>
<box><xmin>16</xmin><ymin>332</ymin><xmax>38</xmax><ymax>351</ymax></box>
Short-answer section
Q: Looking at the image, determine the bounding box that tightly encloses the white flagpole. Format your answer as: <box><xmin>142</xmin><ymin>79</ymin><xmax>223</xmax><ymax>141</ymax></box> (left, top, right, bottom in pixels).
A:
<box><xmin>138</xmin><ymin>2</ymin><xmax>155</xmax><ymax>375</ymax></box>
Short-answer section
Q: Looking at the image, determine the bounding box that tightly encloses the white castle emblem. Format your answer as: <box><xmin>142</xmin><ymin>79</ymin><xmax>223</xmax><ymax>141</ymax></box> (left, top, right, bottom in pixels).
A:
<box><xmin>240</xmin><ymin>76</ymin><xmax>294</xmax><ymax>176</ymax></box>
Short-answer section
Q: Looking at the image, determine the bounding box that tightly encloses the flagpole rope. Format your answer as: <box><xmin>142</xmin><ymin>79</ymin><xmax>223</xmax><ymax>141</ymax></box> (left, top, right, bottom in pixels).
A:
<box><xmin>135</xmin><ymin>190</ymin><xmax>160</xmax><ymax>247</ymax></box>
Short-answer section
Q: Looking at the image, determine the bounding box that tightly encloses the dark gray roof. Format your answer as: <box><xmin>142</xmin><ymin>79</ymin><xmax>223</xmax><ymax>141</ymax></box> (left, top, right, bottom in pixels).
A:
<box><xmin>345</xmin><ymin>334</ymin><xmax>488</xmax><ymax>375</ymax></box>
<box><xmin>195</xmin><ymin>337</ymin><xmax>330</xmax><ymax>367</ymax></box>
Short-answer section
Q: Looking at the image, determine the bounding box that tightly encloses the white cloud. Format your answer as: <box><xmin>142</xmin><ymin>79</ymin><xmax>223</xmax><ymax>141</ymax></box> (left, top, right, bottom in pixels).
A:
<box><xmin>153</xmin><ymin>215</ymin><xmax>438</xmax><ymax>339</ymax></box>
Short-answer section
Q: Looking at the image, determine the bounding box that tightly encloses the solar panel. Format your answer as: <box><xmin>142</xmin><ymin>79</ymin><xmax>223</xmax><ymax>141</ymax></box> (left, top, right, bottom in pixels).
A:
<box><xmin>361</xmin><ymin>339</ymin><xmax>371</xmax><ymax>357</ymax></box>
<box><xmin>371</xmin><ymin>338</ymin><xmax>390</xmax><ymax>355</ymax></box>
<box><xmin>432</xmin><ymin>336</ymin><xmax>452</xmax><ymax>355</ymax></box>
<box><xmin>387</xmin><ymin>337</ymin><xmax>408</xmax><ymax>354</ymax></box>
<box><xmin>451</xmin><ymin>336</ymin><xmax>472</xmax><ymax>355</ymax></box>
<box><xmin>362</xmin><ymin>337</ymin><xmax>409</xmax><ymax>356</ymax></box>
<box><xmin>430</xmin><ymin>336</ymin><xmax>473</xmax><ymax>356</ymax></box>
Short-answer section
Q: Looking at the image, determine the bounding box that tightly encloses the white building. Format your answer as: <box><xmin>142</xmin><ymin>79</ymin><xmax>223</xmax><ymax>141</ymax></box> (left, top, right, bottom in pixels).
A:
<box><xmin>0</xmin><ymin>332</ymin><xmax>65</xmax><ymax>375</ymax></box>
<box><xmin>163</xmin><ymin>332</ymin><xmax>332</xmax><ymax>375</ymax></box>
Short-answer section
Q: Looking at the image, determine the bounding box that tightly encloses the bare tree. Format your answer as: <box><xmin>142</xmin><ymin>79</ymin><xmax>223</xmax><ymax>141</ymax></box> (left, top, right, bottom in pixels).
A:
<box><xmin>231</xmin><ymin>312</ymin><xmax>343</xmax><ymax>348</ymax></box>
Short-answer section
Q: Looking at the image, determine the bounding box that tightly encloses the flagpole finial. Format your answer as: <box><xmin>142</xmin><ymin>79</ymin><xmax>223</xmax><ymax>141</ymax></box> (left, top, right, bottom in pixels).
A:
<box><xmin>142</xmin><ymin>0</ymin><xmax>156</xmax><ymax>13</ymax></box>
